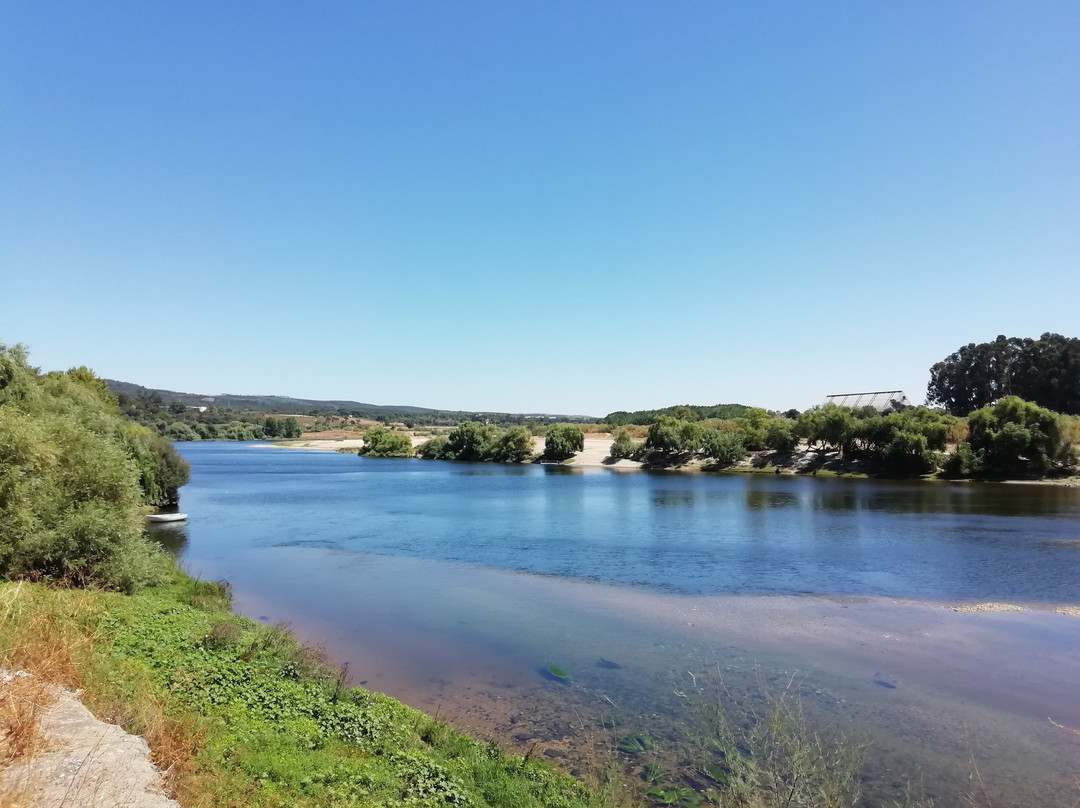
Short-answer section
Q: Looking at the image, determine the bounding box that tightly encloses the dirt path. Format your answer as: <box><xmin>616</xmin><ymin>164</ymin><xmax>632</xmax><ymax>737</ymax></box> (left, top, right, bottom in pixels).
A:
<box><xmin>0</xmin><ymin>671</ymin><xmax>178</xmax><ymax>808</ymax></box>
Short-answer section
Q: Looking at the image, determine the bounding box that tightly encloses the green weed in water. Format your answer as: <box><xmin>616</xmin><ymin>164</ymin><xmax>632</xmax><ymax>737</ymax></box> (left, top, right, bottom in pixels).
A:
<box><xmin>617</xmin><ymin>732</ymin><xmax>654</xmax><ymax>754</ymax></box>
<box><xmin>543</xmin><ymin>664</ymin><xmax>572</xmax><ymax>684</ymax></box>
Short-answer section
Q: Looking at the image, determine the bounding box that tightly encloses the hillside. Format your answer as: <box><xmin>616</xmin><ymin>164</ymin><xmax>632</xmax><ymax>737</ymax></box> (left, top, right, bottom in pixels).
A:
<box><xmin>104</xmin><ymin>380</ymin><xmax>597</xmax><ymax>425</ymax></box>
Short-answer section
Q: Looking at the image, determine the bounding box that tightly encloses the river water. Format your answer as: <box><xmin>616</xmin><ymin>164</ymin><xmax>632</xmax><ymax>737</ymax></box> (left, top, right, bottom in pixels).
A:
<box><xmin>157</xmin><ymin>442</ymin><xmax>1080</xmax><ymax>807</ymax></box>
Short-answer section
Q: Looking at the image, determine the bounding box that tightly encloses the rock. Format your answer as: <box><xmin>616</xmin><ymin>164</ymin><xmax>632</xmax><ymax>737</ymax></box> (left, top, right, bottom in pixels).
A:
<box><xmin>0</xmin><ymin>671</ymin><xmax>180</xmax><ymax>808</ymax></box>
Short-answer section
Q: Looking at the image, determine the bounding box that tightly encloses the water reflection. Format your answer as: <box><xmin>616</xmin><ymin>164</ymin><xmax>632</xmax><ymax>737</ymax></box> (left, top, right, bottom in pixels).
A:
<box><xmin>171</xmin><ymin>444</ymin><xmax>1080</xmax><ymax>603</ymax></box>
<box><xmin>146</xmin><ymin>522</ymin><xmax>188</xmax><ymax>556</ymax></box>
<box><xmin>169</xmin><ymin>444</ymin><xmax>1080</xmax><ymax>808</ymax></box>
<box><xmin>744</xmin><ymin>489</ymin><xmax>800</xmax><ymax>510</ymax></box>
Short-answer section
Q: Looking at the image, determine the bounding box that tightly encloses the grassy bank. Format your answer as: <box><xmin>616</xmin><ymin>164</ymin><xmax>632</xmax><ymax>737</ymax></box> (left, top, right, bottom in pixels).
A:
<box><xmin>0</xmin><ymin>571</ymin><xmax>622</xmax><ymax>808</ymax></box>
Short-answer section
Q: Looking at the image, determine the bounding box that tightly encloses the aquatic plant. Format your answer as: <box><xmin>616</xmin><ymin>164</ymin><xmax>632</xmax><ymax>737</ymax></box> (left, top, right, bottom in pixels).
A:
<box><xmin>543</xmin><ymin>664</ymin><xmax>572</xmax><ymax>684</ymax></box>
<box><xmin>646</xmin><ymin>786</ymin><xmax>701</xmax><ymax>806</ymax></box>
<box><xmin>617</xmin><ymin>731</ymin><xmax>654</xmax><ymax>754</ymax></box>
<box><xmin>641</xmin><ymin>762</ymin><xmax>663</xmax><ymax>784</ymax></box>
<box><xmin>682</xmin><ymin>671</ymin><xmax>866</xmax><ymax>808</ymax></box>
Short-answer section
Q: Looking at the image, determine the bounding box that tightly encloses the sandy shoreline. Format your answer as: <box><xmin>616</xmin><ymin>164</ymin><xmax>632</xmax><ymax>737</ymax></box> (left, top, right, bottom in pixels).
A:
<box><xmin>255</xmin><ymin>434</ymin><xmax>644</xmax><ymax>469</ymax></box>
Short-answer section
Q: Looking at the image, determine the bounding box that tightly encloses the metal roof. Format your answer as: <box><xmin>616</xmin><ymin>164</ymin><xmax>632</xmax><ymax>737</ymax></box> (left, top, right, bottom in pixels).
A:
<box><xmin>824</xmin><ymin>391</ymin><xmax>909</xmax><ymax>411</ymax></box>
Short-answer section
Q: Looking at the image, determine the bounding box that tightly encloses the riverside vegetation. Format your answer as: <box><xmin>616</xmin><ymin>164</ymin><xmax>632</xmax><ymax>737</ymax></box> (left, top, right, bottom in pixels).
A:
<box><xmin>2</xmin><ymin>339</ymin><xmax>1074</xmax><ymax>806</ymax></box>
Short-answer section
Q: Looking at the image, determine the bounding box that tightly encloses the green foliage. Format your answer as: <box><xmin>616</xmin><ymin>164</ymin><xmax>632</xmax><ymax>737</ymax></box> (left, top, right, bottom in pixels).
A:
<box><xmin>764</xmin><ymin>418</ymin><xmax>798</xmax><ymax>452</ymax></box>
<box><xmin>264</xmin><ymin>416</ymin><xmax>304</xmax><ymax>439</ymax></box>
<box><xmin>490</xmin><ymin>426</ymin><xmax>535</xmax><ymax>463</ymax></box>
<box><xmin>701</xmin><ymin>430</ymin><xmax>746</xmax><ymax>466</ymax></box>
<box><xmin>685</xmin><ymin>675</ymin><xmax>866</xmax><ymax>808</ymax></box>
<box><xmin>0</xmin><ymin>576</ymin><xmax>605</xmax><ymax>808</ymax></box>
<box><xmin>644</xmin><ymin>416</ymin><xmax>702</xmax><ymax>459</ymax></box>
<box><xmin>0</xmin><ymin>345</ymin><xmax>177</xmax><ymax>591</ymax></box>
<box><xmin>927</xmin><ymin>333</ymin><xmax>1080</xmax><ymax>416</ymax></box>
<box><xmin>605</xmin><ymin>404</ymin><xmax>750</xmax><ymax>427</ymax></box>
<box><xmin>543</xmin><ymin>424</ymin><xmax>585</xmax><ymax>461</ymax></box>
<box><xmin>444</xmin><ymin>421</ymin><xmax>497</xmax><ymax>461</ymax></box>
<box><xmin>358</xmin><ymin>426</ymin><xmax>415</xmax><ymax>458</ymax></box>
<box><xmin>616</xmin><ymin>732</ymin><xmax>653</xmax><ymax>754</ymax></box>
<box><xmin>418</xmin><ymin>423</ymin><xmax>536</xmax><ymax>464</ymax></box>
<box><xmin>609</xmin><ymin>427</ymin><xmax>639</xmax><ymax>460</ymax></box>
<box><xmin>735</xmin><ymin>408</ymin><xmax>773</xmax><ymax>451</ymax></box>
<box><xmin>962</xmin><ymin>396</ymin><xmax>1068</xmax><ymax>476</ymax></box>
<box><xmin>417</xmin><ymin>435</ymin><xmax>450</xmax><ymax>460</ymax></box>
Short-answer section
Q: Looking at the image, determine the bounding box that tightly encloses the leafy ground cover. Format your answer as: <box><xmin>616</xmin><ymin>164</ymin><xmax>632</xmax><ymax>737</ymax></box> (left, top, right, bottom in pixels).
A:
<box><xmin>0</xmin><ymin>573</ymin><xmax>619</xmax><ymax>808</ymax></box>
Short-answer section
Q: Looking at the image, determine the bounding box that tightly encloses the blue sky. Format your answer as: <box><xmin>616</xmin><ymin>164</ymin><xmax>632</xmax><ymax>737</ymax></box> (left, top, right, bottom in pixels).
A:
<box><xmin>2</xmin><ymin>2</ymin><xmax>1077</xmax><ymax>416</ymax></box>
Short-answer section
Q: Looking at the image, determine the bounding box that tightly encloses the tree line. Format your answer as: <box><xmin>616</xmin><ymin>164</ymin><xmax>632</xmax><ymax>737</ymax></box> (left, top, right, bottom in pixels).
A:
<box><xmin>357</xmin><ymin>422</ymin><xmax>586</xmax><ymax>464</ymax></box>
<box><xmin>928</xmin><ymin>333</ymin><xmax>1080</xmax><ymax>416</ymax></box>
<box><xmin>117</xmin><ymin>393</ymin><xmax>303</xmax><ymax>441</ymax></box>
<box><xmin>0</xmin><ymin>345</ymin><xmax>189</xmax><ymax>592</ymax></box>
<box><xmin>607</xmin><ymin>397</ymin><xmax>1074</xmax><ymax>478</ymax></box>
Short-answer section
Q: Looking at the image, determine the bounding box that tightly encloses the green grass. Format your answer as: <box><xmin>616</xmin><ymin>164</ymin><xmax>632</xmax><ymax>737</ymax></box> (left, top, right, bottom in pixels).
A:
<box><xmin>0</xmin><ymin>573</ymin><xmax>620</xmax><ymax>808</ymax></box>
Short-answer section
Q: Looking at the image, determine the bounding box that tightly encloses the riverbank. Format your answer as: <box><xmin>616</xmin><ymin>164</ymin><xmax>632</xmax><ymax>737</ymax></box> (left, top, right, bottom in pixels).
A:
<box><xmin>0</xmin><ymin>572</ymin><xmax>616</xmax><ymax>808</ymax></box>
<box><xmin>259</xmin><ymin>435</ymin><xmax>644</xmax><ymax>469</ymax></box>
<box><xmin>256</xmin><ymin>436</ymin><xmax>1080</xmax><ymax>484</ymax></box>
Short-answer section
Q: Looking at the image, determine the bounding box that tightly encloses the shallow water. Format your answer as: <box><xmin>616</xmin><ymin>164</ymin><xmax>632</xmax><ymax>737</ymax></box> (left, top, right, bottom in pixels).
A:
<box><xmin>157</xmin><ymin>443</ymin><xmax>1080</xmax><ymax>807</ymax></box>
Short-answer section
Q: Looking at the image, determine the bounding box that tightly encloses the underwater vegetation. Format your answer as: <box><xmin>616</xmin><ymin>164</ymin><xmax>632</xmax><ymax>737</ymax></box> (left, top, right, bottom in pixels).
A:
<box><xmin>618</xmin><ymin>731</ymin><xmax>654</xmax><ymax>754</ymax></box>
<box><xmin>541</xmin><ymin>664</ymin><xmax>572</xmax><ymax>684</ymax></box>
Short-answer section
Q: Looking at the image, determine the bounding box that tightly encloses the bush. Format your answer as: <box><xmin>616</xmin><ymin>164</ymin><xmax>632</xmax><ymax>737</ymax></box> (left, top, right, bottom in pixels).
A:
<box><xmin>0</xmin><ymin>345</ymin><xmax>176</xmax><ymax>592</ymax></box>
<box><xmin>964</xmin><ymin>396</ymin><xmax>1068</xmax><ymax>476</ymax></box>
<box><xmin>358</xmin><ymin>426</ymin><xmax>414</xmax><ymax>458</ymax></box>
<box><xmin>443</xmin><ymin>421</ymin><xmax>495</xmax><ymax>461</ymax></box>
<box><xmin>543</xmin><ymin>424</ymin><xmax>584</xmax><ymax>461</ymax></box>
<box><xmin>417</xmin><ymin>435</ymin><xmax>449</xmax><ymax>460</ymax></box>
<box><xmin>702</xmin><ymin>429</ymin><xmax>746</xmax><ymax>466</ymax></box>
<box><xmin>765</xmin><ymin>418</ymin><xmax>798</xmax><ymax>452</ymax></box>
<box><xmin>489</xmin><ymin>426</ymin><xmax>534</xmax><ymax>463</ymax></box>
<box><xmin>609</xmin><ymin>427</ymin><xmax>639</xmax><ymax>459</ymax></box>
<box><xmin>645</xmin><ymin>416</ymin><xmax>702</xmax><ymax>459</ymax></box>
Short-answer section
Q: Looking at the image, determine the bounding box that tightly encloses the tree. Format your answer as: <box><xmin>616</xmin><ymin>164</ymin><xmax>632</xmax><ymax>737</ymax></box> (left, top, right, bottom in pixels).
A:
<box><xmin>928</xmin><ymin>334</ymin><xmax>1080</xmax><ymax>416</ymax></box>
<box><xmin>490</xmin><ymin>426</ymin><xmax>534</xmax><ymax>463</ymax></box>
<box><xmin>543</xmin><ymin>424</ymin><xmax>584</xmax><ymax>461</ymax></box>
<box><xmin>609</xmin><ymin>427</ymin><xmax>638</xmax><ymax>459</ymax></box>
<box><xmin>443</xmin><ymin>421</ymin><xmax>496</xmax><ymax>461</ymax></box>
<box><xmin>736</xmin><ymin>408</ymin><xmax>772</xmax><ymax>450</ymax></box>
<box><xmin>963</xmin><ymin>396</ymin><xmax>1068</xmax><ymax>475</ymax></box>
<box><xmin>701</xmin><ymin>429</ymin><xmax>745</xmax><ymax>466</ymax></box>
<box><xmin>359</xmin><ymin>427</ymin><xmax>414</xmax><ymax>458</ymax></box>
<box><xmin>279</xmin><ymin>417</ymin><xmax>303</xmax><ymax>439</ymax></box>
<box><xmin>765</xmin><ymin>418</ymin><xmax>798</xmax><ymax>452</ymax></box>
<box><xmin>0</xmin><ymin>345</ymin><xmax>175</xmax><ymax>592</ymax></box>
<box><xmin>417</xmin><ymin>435</ymin><xmax>449</xmax><ymax>459</ymax></box>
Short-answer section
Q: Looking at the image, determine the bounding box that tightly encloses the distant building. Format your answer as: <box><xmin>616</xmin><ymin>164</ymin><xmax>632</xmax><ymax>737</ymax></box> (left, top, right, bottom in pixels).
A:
<box><xmin>824</xmin><ymin>391</ymin><xmax>909</xmax><ymax>412</ymax></box>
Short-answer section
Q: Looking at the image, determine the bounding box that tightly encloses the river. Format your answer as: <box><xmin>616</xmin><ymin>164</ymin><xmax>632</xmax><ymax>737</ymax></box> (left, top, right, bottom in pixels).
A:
<box><xmin>154</xmin><ymin>442</ymin><xmax>1080</xmax><ymax>807</ymax></box>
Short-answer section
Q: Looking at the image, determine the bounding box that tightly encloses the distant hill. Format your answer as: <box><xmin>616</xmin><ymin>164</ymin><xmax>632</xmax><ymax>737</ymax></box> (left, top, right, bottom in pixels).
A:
<box><xmin>604</xmin><ymin>403</ymin><xmax>753</xmax><ymax>426</ymax></box>
<box><xmin>104</xmin><ymin>380</ymin><xmax>597</xmax><ymax>425</ymax></box>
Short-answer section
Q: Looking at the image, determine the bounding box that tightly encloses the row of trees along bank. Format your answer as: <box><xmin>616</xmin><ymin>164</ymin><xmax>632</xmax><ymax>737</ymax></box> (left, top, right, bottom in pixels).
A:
<box><xmin>357</xmin><ymin>423</ymin><xmax>585</xmax><ymax>462</ymax></box>
<box><xmin>116</xmin><ymin>391</ymin><xmax>303</xmax><ymax>441</ymax></box>
<box><xmin>0</xmin><ymin>344</ymin><xmax>190</xmax><ymax>592</ymax></box>
<box><xmin>609</xmin><ymin>398</ymin><xmax>1076</xmax><ymax>478</ymax></box>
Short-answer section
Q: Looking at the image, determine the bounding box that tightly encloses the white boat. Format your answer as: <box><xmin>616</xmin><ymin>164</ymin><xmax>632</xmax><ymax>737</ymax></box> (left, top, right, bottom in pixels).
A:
<box><xmin>146</xmin><ymin>513</ymin><xmax>188</xmax><ymax>523</ymax></box>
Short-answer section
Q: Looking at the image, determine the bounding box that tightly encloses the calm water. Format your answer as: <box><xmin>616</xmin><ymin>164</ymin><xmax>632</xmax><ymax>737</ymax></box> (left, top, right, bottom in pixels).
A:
<box><xmin>159</xmin><ymin>442</ymin><xmax>1080</xmax><ymax>807</ymax></box>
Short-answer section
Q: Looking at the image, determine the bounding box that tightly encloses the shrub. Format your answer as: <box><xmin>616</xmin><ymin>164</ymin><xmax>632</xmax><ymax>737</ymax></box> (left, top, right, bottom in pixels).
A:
<box><xmin>609</xmin><ymin>427</ymin><xmax>639</xmax><ymax>459</ymax></box>
<box><xmin>543</xmin><ymin>424</ymin><xmax>584</xmax><ymax>461</ymax></box>
<box><xmin>417</xmin><ymin>435</ymin><xmax>449</xmax><ymax>460</ymax></box>
<box><xmin>702</xmin><ymin>429</ymin><xmax>745</xmax><ymax>466</ymax></box>
<box><xmin>489</xmin><ymin>426</ymin><xmax>534</xmax><ymax>463</ymax></box>
<box><xmin>965</xmin><ymin>396</ymin><xmax>1067</xmax><ymax>475</ymax></box>
<box><xmin>0</xmin><ymin>345</ymin><xmax>176</xmax><ymax>592</ymax></box>
<box><xmin>765</xmin><ymin>418</ymin><xmax>799</xmax><ymax>452</ymax></box>
<box><xmin>443</xmin><ymin>421</ymin><xmax>495</xmax><ymax>461</ymax></box>
<box><xmin>359</xmin><ymin>426</ymin><xmax>414</xmax><ymax>458</ymax></box>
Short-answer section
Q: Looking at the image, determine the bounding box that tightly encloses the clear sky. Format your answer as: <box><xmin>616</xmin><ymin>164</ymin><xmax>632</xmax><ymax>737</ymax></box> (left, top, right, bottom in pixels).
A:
<box><xmin>2</xmin><ymin>2</ymin><xmax>1077</xmax><ymax>416</ymax></box>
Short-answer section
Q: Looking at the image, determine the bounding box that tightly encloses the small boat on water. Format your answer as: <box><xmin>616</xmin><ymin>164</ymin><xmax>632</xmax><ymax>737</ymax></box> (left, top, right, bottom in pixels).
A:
<box><xmin>146</xmin><ymin>513</ymin><xmax>188</xmax><ymax>523</ymax></box>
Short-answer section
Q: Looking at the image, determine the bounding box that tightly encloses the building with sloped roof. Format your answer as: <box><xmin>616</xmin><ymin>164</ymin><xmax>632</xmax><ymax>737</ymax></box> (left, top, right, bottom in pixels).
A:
<box><xmin>824</xmin><ymin>391</ymin><xmax>909</xmax><ymax>412</ymax></box>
